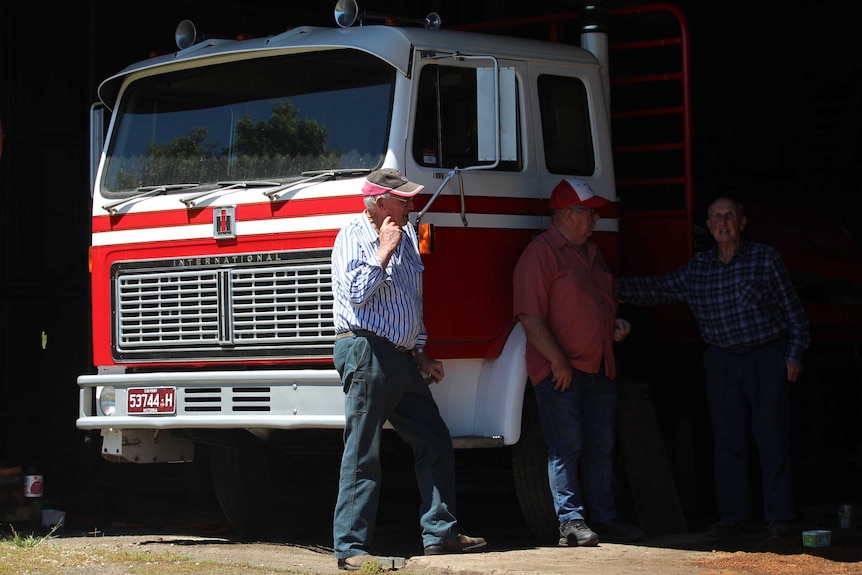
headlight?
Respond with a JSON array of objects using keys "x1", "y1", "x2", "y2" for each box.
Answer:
[{"x1": 99, "y1": 386, "x2": 116, "y2": 416}]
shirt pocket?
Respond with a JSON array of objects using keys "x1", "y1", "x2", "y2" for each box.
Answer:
[{"x1": 737, "y1": 279, "x2": 769, "y2": 309}]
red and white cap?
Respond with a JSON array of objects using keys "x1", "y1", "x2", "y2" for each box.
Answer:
[{"x1": 549, "y1": 179, "x2": 609, "y2": 210}]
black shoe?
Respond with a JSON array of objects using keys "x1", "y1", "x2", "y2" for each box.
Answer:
[
  {"x1": 424, "y1": 534, "x2": 487, "y2": 555},
  {"x1": 591, "y1": 519, "x2": 645, "y2": 543},
  {"x1": 559, "y1": 519, "x2": 599, "y2": 547},
  {"x1": 706, "y1": 521, "x2": 741, "y2": 538},
  {"x1": 767, "y1": 520, "x2": 796, "y2": 540}
]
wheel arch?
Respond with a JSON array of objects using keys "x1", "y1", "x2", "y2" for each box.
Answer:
[{"x1": 475, "y1": 321, "x2": 529, "y2": 445}]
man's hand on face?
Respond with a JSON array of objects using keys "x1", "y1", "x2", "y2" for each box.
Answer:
[{"x1": 379, "y1": 215, "x2": 403, "y2": 251}]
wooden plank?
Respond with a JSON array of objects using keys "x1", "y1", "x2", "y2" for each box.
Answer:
[{"x1": 0, "y1": 504, "x2": 33, "y2": 523}]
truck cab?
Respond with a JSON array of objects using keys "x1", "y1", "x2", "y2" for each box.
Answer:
[{"x1": 79, "y1": 2, "x2": 688, "y2": 540}]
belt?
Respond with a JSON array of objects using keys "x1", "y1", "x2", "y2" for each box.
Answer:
[
  {"x1": 335, "y1": 330, "x2": 410, "y2": 354},
  {"x1": 723, "y1": 336, "x2": 784, "y2": 355}
]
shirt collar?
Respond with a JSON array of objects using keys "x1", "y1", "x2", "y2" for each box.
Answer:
[
  {"x1": 357, "y1": 210, "x2": 380, "y2": 244},
  {"x1": 547, "y1": 223, "x2": 593, "y2": 256},
  {"x1": 710, "y1": 238, "x2": 748, "y2": 262}
]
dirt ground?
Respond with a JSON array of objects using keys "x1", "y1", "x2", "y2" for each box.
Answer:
[
  {"x1": 31, "y1": 531, "x2": 716, "y2": 575},
  {"x1": 10, "y1": 512, "x2": 862, "y2": 575},
  {"x1": 21, "y1": 526, "x2": 862, "y2": 575},
  {"x1": 4, "y1": 473, "x2": 861, "y2": 575}
]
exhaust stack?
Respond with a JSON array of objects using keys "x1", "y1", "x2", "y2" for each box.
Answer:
[{"x1": 579, "y1": 3, "x2": 611, "y2": 121}]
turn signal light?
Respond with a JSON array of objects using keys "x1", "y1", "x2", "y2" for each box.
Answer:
[{"x1": 418, "y1": 222, "x2": 435, "y2": 255}]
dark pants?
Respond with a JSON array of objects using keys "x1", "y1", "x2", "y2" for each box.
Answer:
[
  {"x1": 533, "y1": 368, "x2": 618, "y2": 524},
  {"x1": 703, "y1": 339, "x2": 795, "y2": 523},
  {"x1": 332, "y1": 332, "x2": 458, "y2": 559}
]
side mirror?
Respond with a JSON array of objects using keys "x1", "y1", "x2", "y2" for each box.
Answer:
[{"x1": 477, "y1": 67, "x2": 517, "y2": 163}]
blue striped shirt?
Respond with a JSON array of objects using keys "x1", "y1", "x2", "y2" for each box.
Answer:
[
  {"x1": 331, "y1": 212, "x2": 427, "y2": 349},
  {"x1": 617, "y1": 240, "x2": 810, "y2": 361}
]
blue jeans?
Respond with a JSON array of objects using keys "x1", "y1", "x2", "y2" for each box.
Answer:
[
  {"x1": 332, "y1": 333, "x2": 459, "y2": 559},
  {"x1": 703, "y1": 339, "x2": 795, "y2": 523},
  {"x1": 533, "y1": 368, "x2": 618, "y2": 525}
]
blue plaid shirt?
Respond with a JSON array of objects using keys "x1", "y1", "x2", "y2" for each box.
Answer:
[{"x1": 617, "y1": 240, "x2": 810, "y2": 362}]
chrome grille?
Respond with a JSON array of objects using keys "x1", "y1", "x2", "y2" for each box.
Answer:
[
  {"x1": 232, "y1": 263, "x2": 334, "y2": 343},
  {"x1": 112, "y1": 250, "x2": 334, "y2": 361},
  {"x1": 117, "y1": 270, "x2": 221, "y2": 346}
]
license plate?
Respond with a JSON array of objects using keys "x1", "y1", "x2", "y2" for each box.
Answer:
[{"x1": 127, "y1": 387, "x2": 176, "y2": 415}]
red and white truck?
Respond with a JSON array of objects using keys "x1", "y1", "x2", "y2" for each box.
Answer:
[{"x1": 78, "y1": 1, "x2": 696, "y2": 539}]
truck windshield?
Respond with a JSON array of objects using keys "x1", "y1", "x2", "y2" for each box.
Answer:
[{"x1": 101, "y1": 49, "x2": 395, "y2": 195}]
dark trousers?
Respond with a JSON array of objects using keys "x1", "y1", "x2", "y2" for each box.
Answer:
[
  {"x1": 332, "y1": 332, "x2": 458, "y2": 558},
  {"x1": 703, "y1": 338, "x2": 795, "y2": 523}
]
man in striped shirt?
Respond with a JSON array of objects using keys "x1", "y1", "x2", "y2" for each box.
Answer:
[
  {"x1": 617, "y1": 197, "x2": 810, "y2": 540},
  {"x1": 331, "y1": 169, "x2": 486, "y2": 571}
]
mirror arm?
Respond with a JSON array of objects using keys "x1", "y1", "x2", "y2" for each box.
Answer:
[
  {"x1": 458, "y1": 171, "x2": 467, "y2": 226},
  {"x1": 416, "y1": 168, "x2": 459, "y2": 225}
]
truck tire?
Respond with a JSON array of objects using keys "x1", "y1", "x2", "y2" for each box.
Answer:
[
  {"x1": 207, "y1": 435, "x2": 337, "y2": 540},
  {"x1": 511, "y1": 385, "x2": 558, "y2": 543},
  {"x1": 208, "y1": 439, "x2": 282, "y2": 540}
]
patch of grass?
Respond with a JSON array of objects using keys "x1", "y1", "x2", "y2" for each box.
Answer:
[
  {"x1": 0, "y1": 534, "x2": 329, "y2": 575},
  {"x1": 0, "y1": 525, "x2": 423, "y2": 574},
  {"x1": 359, "y1": 560, "x2": 385, "y2": 574},
  {"x1": 2, "y1": 521, "x2": 61, "y2": 547}
]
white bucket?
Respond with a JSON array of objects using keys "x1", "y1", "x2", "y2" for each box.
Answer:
[
  {"x1": 41, "y1": 509, "x2": 65, "y2": 528},
  {"x1": 23, "y1": 474, "x2": 44, "y2": 498}
]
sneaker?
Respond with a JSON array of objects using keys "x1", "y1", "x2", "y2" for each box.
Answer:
[
  {"x1": 337, "y1": 554, "x2": 405, "y2": 571},
  {"x1": 767, "y1": 520, "x2": 796, "y2": 540},
  {"x1": 424, "y1": 534, "x2": 487, "y2": 555},
  {"x1": 706, "y1": 521, "x2": 740, "y2": 538},
  {"x1": 559, "y1": 519, "x2": 599, "y2": 547},
  {"x1": 591, "y1": 519, "x2": 645, "y2": 543}
]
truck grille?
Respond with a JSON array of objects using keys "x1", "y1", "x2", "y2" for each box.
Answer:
[{"x1": 111, "y1": 249, "x2": 335, "y2": 361}]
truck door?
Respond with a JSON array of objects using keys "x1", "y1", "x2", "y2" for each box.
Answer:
[{"x1": 403, "y1": 57, "x2": 541, "y2": 359}]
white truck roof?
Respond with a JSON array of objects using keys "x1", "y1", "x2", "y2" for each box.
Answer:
[{"x1": 99, "y1": 24, "x2": 598, "y2": 108}]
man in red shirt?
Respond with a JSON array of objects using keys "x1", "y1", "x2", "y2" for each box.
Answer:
[{"x1": 513, "y1": 179, "x2": 643, "y2": 546}]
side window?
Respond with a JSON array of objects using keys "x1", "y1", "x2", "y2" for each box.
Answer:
[
  {"x1": 537, "y1": 75, "x2": 595, "y2": 175},
  {"x1": 413, "y1": 64, "x2": 520, "y2": 171}
]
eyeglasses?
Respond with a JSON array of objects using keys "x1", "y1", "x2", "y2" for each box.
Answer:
[
  {"x1": 386, "y1": 195, "x2": 410, "y2": 207},
  {"x1": 570, "y1": 206, "x2": 598, "y2": 218}
]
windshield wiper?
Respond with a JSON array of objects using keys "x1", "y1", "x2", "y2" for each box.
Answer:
[
  {"x1": 102, "y1": 183, "x2": 200, "y2": 215},
  {"x1": 264, "y1": 169, "x2": 373, "y2": 202},
  {"x1": 301, "y1": 168, "x2": 373, "y2": 178},
  {"x1": 180, "y1": 180, "x2": 281, "y2": 208}
]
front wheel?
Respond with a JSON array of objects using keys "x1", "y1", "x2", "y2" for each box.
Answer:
[
  {"x1": 207, "y1": 432, "x2": 338, "y2": 540},
  {"x1": 208, "y1": 439, "x2": 277, "y2": 540}
]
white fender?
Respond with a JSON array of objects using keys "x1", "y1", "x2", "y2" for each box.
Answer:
[{"x1": 431, "y1": 322, "x2": 528, "y2": 446}]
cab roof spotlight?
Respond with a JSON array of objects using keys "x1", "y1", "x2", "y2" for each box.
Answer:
[
  {"x1": 334, "y1": 0, "x2": 440, "y2": 30},
  {"x1": 175, "y1": 19, "x2": 200, "y2": 50}
]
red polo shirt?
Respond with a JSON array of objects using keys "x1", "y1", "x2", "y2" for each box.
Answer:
[{"x1": 513, "y1": 225, "x2": 618, "y2": 384}]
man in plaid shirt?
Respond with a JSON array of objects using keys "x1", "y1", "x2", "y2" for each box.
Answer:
[{"x1": 617, "y1": 197, "x2": 810, "y2": 541}]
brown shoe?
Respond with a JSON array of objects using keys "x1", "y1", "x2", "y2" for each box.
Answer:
[
  {"x1": 337, "y1": 554, "x2": 405, "y2": 571},
  {"x1": 424, "y1": 534, "x2": 487, "y2": 555}
]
